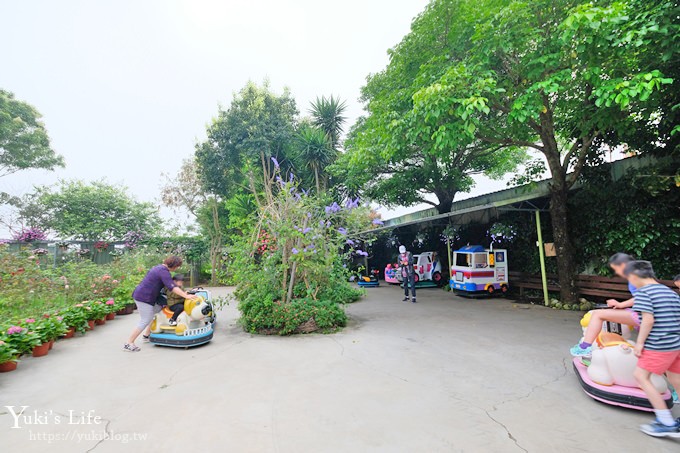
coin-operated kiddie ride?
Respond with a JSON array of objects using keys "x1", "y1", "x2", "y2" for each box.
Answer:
[
  {"x1": 149, "y1": 288, "x2": 215, "y2": 348},
  {"x1": 395, "y1": 252, "x2": 443, "y2": 288},
  {"x1": 449, "y1": 246, "x2": 508, "y2": 295},
  {"x1": 572, "y1": 310, "x2": 674, "y2": 411}
]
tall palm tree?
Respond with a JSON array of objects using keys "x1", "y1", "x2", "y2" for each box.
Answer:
[
  {"x1": 294, "y1": 124, "x2": 336, "y2": 193},
  {"x1": 309, "y1": 95, "x2": 347, "y2": 150}
]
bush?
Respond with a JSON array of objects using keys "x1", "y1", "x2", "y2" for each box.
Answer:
[
  {"x1": 232, "y1": 162, "x2": 374, "y2": 334},
  {"x1": 240, "y1": 296, "x2": 347, "y2": 335}
]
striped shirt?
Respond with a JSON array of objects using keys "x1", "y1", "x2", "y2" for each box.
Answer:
[{"x1": 633, "y1": 283, "x2": 680, "y2": 351}]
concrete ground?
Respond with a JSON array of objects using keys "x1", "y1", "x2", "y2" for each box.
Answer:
[{"x1": 1, "y1": 285, "x2": 678, "y2": 452}]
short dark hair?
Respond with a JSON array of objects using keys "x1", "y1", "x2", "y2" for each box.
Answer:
[
  {"x1": 624, "y1": 260, "x2": 656, "y2": 279},
  {"x1": 172, "y1": 273, "x2": 185, "y2": 281},
  {"x1": 608, "y1": 253, "x2": 634, "y2": 265},
  {"x1": 674, "y1": 274, "x2": 680, "y2": 282},
  {"x1": 163, "y1": 255, "x2": 183, "y2": 269}
]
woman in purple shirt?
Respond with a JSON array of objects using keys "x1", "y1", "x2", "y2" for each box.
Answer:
[{"x1": 123, "y1": 256, "x2": 197, "y2": 352}]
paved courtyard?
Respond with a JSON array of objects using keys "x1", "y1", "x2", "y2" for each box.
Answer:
[{"x1": 1, "y1": 285, "x2": 678, "y2": 452}]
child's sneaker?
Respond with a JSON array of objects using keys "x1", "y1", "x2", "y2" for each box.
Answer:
[
  {"x1": 569, "y1": 344, "x2": 592, "y2": 357},
  {"x1": 168, "y1": 319, "x2": 177, "y2": 326},
  {"x1": 402, "y1": 297, "x2": 409, "y2": 302},
  {"x1": 639, "y1": 420, "x2": 680, "y2": 438},
  {"x1": 142, "y1": 335, "x2": 150, "y2": 343},
  {"x1": 411, "y1": 298, "x2": 417, "y2": 303}
]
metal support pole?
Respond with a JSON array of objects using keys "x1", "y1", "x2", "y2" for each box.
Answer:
[
  {"x1": 535, "y1": 210, "x2": 549, "y2": 306},
  {"x1": 446, "y1": 237, "x2": 452, "y2": 280}
]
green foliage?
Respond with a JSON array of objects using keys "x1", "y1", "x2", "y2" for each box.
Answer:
[
  {"x1": 332, "y1": 0, "x2": 526, "y2": 213},
  {"x1": 232, "y1": 163, "x2": 373, "y2": 334},
  {"x1": 196, "y1": 80, "x2": 298, "y2": 198},
  {"x1": 570, "y1": 160, "x2": 680, "y2": 279},
  {"x1": 309, "y1": 95, "x2": 347, "y2": 151},
  {"x1": 0, "y1": 339, "x2": 19, "y2": 363},
  {"x1": 0, "y1": 245, "x2": 179, "y2": 334},
  {"x1": 292, "y1": 123, "x2": 336, "y2": 193},
  {"x1": 0, "y1": 326, "x2": 41, "y2": 355},
  {"x1": 0, "y1": 89, "x2": 64, "y2": 178},
  {"x1": 21, "y1": 180, "x2": 161, "y2": 241}
]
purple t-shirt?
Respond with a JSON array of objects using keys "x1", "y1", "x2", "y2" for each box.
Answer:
[{"x1": 132, "y1": 265, "x2": 176, "y2": 305}]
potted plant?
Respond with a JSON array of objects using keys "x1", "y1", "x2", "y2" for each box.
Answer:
[
  {"x1": 61, "y1": 305, "x2": 90, "y2": 334},
  {"x1": 22, "y1": 318, "x2": 50, "y2": 357},
  {"x1": 104, "y1": 299, "x2": 116, "y2": 320},
  {"x1": 4, "y1": 325, "x2": 41, "y2": 357},
  {"x1": 34, "y1": 315, "x2": 69, "y2": 349},
  {"x1": 87, "y1": 301, "x2": 108, "y2": 325},
  {"x1": 0, "y1": 340, "x2": 19, "y2": 373},
  {"x1": 114, "y1": 299, "x2": 134, "y2": 315}
]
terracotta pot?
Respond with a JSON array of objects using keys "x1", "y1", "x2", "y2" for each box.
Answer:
[
  {"x1": 115, "y1": 303, "x2": 135, "y2": 315},
  {"x1": 94, "y1": 318, "x2": 106, "y2": 326},
  {"x1": 105, "y1": 313, "x2": 115, "y2": 321},
  {"x1": 0, "y1": 361, "x2": 18, "y2": 372},
  {"x1": 63, "y1": 328, "x2": 75, "y2": 338},
  {"x1": 48, "y1": 340, "x2": 55, "y2": 350},
  {"x1": 32, "y1": 343, "x2": 50, "y2": 357},
  {"x1": 87, "y1": 320, "x2": 95, "y2": 330}
]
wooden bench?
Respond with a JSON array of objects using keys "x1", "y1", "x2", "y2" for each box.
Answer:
[{"x1": 509, "y1": 271, "x2": 679, "y2": 300}]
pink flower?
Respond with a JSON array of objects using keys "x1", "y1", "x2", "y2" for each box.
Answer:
[
  {"x1": 56, "y1": 316, "x2": 63, "y2": 321},
  {"x1": 7, "y1": 326, "x2": 23, "y2": 335},
  {"x1": 25, "y1": 318, "x2": 35, "y2": 323},
  {"x1": 105, "y1": 300, "x2": 114, "y2": 305}
]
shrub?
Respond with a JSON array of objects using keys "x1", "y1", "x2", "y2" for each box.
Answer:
[{"x1": 232, "y1": 161, "x2": 374, "y2": 334}]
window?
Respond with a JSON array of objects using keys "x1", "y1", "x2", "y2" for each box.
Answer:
[
  {"x1": 473, "y1": 253, "x2": 488, "y2": 268},
  {"x1": 455, "y1": 253, "x2": 471, "y2": 267}
]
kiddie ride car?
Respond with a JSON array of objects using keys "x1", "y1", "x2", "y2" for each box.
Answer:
[
  {"x1": 572, "y1": 309, "x2": 673, "y2": 411},
  {"x1": 357, "y1": 269, "x2": 380, "y2": 288},
  {"x1": 395, "y1": 251, "x2": 443, "y2": 288},
  {"x1": 449, "y1": 245, "x2": 508, "y2": 296},
  {"x1": 149, "y1": 288, "x2": 215, "y2": 348}
]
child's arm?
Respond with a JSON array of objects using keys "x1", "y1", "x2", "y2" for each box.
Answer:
[
  {"x1": 633, "y1": 312, "x2": 654, "y2": 357},
  {"x1": 616, "y1": 297, "x2": 634, "y2": 309}
]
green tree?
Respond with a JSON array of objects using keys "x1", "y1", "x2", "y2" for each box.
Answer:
[
  {"x1": 402, "y1": 0, "x2": 675, "y2": 303},
  {"x1": 292, "y1": 123, "x2": 336, "y2": 193},
  {"x1": 23, "y1": 180, "x2": 160, "y2": 241},
  {"x1": 195, "y1": 80, "x2": 298, "y2": 201},
  {"x1": 332, "y1": 0, "x2": 526, "y2": 214},
  {"x1": 0, "y1": 89, "x2": 64, "y2": 178},
  {"x1": 309, "y1": 95, "x2": 347, "y2": 151}
]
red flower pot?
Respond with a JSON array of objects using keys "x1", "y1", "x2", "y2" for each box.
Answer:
[
  {"x1": 94, "y1": 318, "x2": 106, "y2": 326},
  {"x1": 105, "y1": 313, "x2": 115, "y2": 321},
  {"x1": 0, "y1": 361, "x2": 18, "y2": 373},
  {"x1": 48, "y1": 340, "x2": 55, "y2": 350},
  {"x1": 32, "y1": 343, "x2": 50, "y2": 357},
  {"x1": 63, "y1": 328, "x2": 75, "y2": 338},
  {"x1": 87, "y1": 320, "x2": 95, "y2": 330}
]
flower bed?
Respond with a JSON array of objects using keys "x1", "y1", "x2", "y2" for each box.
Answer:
[{"x1": 0, "y1": 245, "x2": 178, "y2": 372}]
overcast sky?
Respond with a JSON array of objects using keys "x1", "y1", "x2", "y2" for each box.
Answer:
[{"x1": 1, "y1": 0, "x2": 516, "y2": 237}]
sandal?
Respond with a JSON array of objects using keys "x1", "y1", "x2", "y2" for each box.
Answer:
[{"x1": 123, "y1": 343, "x2": 141, "y2": 352}]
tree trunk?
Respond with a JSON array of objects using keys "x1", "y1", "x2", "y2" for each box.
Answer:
[
  {"x1": 548, "y1": 187, "x2": 579, "y2": 304},
  {"x1": 434, "y1": 192, "x2": 455, "y2": 214}
]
